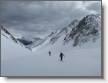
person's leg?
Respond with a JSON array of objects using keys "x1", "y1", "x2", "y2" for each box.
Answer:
[{"x1": 61, "y1": 57, "x2": 63, "y2": 61}]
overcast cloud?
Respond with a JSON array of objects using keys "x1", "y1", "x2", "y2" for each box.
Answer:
[{"x1": 0, "y1": 1, "x2": 101, "y2": 37}]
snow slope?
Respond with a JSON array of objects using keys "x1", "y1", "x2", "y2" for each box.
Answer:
[
  {"x1": 1, "y1": 14, "x2": 101, "y2": 76},
  {"x1": 1, "y1": 32, "x2": 101, "y2": 76}
]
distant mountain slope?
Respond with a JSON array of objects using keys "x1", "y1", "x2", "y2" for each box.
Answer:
[
  {"x1": 48, "y1": 14, "x2": 101, "y2": 47},
  {"x1": 65, "y1": 14, "x2": 101, "y2": 46},
  {"x1": 1, "y1": 25, "x2": 18, "y2": 43},
  {"x1": 1, "y1": 29, "x2": 31, "y2": 61},
  {"x1": 49, "y1": 19, "x2": 79, "y2": 44},
  {"x1": 1, "y1": 14, "x2": 101, "y2": 50}
]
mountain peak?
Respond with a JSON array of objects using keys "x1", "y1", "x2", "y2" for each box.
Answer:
[
  {"x1": 68, "y1": 19, "x2": 79, "y2": 27},
  {"x1": 65, "y1": 14, "x2": 101, "y2": 46},
  {"x1": 1, "y1": 14, "x2": 101, "y2": 50}
]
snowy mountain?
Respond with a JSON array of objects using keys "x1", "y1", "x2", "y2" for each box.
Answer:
[
  {"x1": 48, "y1": 14, "x2": 101, "y2": 47},
  {"x1": 49, "y1": 19, "x2": 79, "y2": 44},
  {"x1": 1, "y1": 26, "x2": 31, "y2": 61},
  {"x1": 1, "y1": 25, "x2": 18, "y2": 44},
  {"x1": 17, "y1": 36, "x2": 43, "y2": 50},
  {"x1": 64, "y1": 14, "x2": 101, "y2": 46},
  {"x1": 1, "y1": 14, "x2": 101, "y2": 76},
  {"x1": 1, "y1": 27, "x2": 101, "y2": 76},
  {"x1": 1, "y1": 14, "x2": 101, "y2": 51}
]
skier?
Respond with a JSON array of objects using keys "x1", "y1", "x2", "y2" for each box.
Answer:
[
  {"x1": 49, "y1": 51, "x2": 51, "y2": 56},
  {"x1": 59, "y1": 52, "x2": 64, "y2": 61}
]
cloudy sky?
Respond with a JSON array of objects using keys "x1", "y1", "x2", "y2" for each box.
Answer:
[{"x1": 0, "y1": 1, "x2": 101, "y2": 38}]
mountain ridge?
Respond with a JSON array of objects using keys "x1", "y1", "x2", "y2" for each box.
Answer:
[{"x1": 1, "y1": 14, "x2": 101, "y2": 51}]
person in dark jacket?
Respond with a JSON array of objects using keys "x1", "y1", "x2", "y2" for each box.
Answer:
[
  {"x1": 59, "y1": 52, "x2": 64, "y2": 61},
  {"x1": 49, "y1": 51, "x2": 51, "y2": 56}
]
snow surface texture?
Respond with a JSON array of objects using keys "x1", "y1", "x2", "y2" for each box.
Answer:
[{"x1": 1, "y1": 14, "x2": 101, "y2": 76}]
